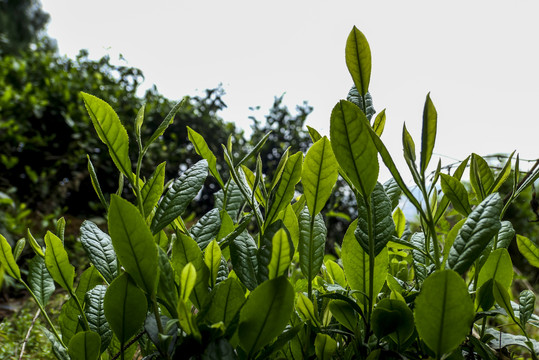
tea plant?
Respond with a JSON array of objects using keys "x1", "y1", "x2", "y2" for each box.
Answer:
[{"x1": 2, "y1": 26, "x2": 539, "y2": 359}]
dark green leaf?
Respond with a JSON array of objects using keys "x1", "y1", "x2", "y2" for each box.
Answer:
[
  {"x1": 345, "y1": 26, "x2": 371, "y2": 97},
  {"x1": 302, "y1": 137, "x2": 338, "y2": 216},
  {"x1": 420, "y1": 93, "x2": 437, "y2": 174},
  {"x1": 191, "y1": 208, "x2": 221, "y2": 251},
  {"x1": 496, "y1": 221, "x2": 515, "y2": 249},
  {"x1": 86, "y1": 285, "x2": 112, "y2": 353},
  {"x1": 519, "y1": 290, "x2": 536, "y2": 326},
  {"x1": 355, "y1": 182, "x2": 395, "y2": 256},
  {"x1": 108, "y1": 195, "x2": 158, "y2": 295},
  {"x1": 80, "y1": 220, "x2": 118, "y2": 284},
  {"x1": 328, "y1": 300, "x2": 358, "y2": 332},
  {"x1": 104, "y1": 273, "x2": 147, "y2": 344},
  {"x1": 237, "y1": 131, "x2": 271, "y2": 167},
  {"x1": 75, "y1": 266, "x2": 104, "y2": 303},
  {"x1": 42, "y1": 327, "x2": 69, "y2": 360},
  {"x1": 81, "y1": 92, "x2": 132, "y2": 181},
  {"x1": 346, "y1": 87, "x2": 375, "y2": 120},
  {"x1": 447, "y1": 193, "x2": 502, "y2": 274},
  {"x1": 489, "y1": 151, "x2": 515, "y2": 194},
  {"x1": 151, "y1": 159, "x2": 208, "y2": 234},
  {"x1": 204, "y1": 277, "x2": 245, "y2": 327},
  {"x1": 28, "y1": 256, "x2": 55, "y2": 306},
  {"x1": 230, "y1": 231, "x2": 259, "y2": 291},
  {"x1": 485, "y1": 328, "x2": 539, "y2": 354},
  {"x1": 157, "y1": 247, "x2": 179, "y2": 318},
  {"x1": 298, "y1": 207, "x2": 326, "y2": 282},
  {"x1": 215, "y1": 181, "x2": 244, "y2": 221},
  {"x1": 414, "y1": 270, "x2": 474, "y2": 358},
  {"x1": 384, "y1": 178, "x2": 402, "y2": 210},
  {"x1": 314, "y1": 333, "x2": 337, "y2": 360},
  {"x1": 59, "y1": 297, "x2": 82, "y2": 345},
  {"x1": 68, "y1": 330, "x2": 101, "y2": 360},
  {"x1": 238, "y1": 276, "x2": 295, "y2": 357},
  {"x1": 330, "y1": 100, "x2": 378, "y2": 197},
  {"x1": 372, "y1": 298, "x2": 414, "y2": 345},
  {"x1": 87, "y1": 155, "x2": 109, "y2": 210}
]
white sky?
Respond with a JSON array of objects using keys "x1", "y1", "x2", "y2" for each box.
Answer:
[{"x1": 41, "y1": 0, "x2": 539, "y2": 179}]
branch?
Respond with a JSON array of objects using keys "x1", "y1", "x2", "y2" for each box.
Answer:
[{"x1": 19, "y1": 308, "x2": 41, "y2": 360}]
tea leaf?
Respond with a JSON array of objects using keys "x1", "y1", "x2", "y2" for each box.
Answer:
[
  {"x1": 80, "y1": 220, "x2": 118, "y2": 284},
  {"x1": 238, "y1": 276, "x2": 295, "y2": 356},
  {"x1": 44, "y1": 231, "x2": 74, "y2": 292},
  {"x1": 42, "y1": 327, "x2": 69, "y2": 360},
  {"x1": 86, "y1": 155, "x2": 109, "y2": 210},
  {"x1": 0, "y1": 234, "x2": 20, "y2": 280},
  {"x1": 298, "y1": 207, "x2": 326, "y2": 282},
  {"x1": 296, "y1": 293, "x2": 320, "y2": 327},
  {"x1": 104, "y1": 273, "x2": 147, "y2": 344},
  {"x1": 59, "y1": 298, "x2": 82, "y2": 344},
  {"x1": 180, "y1": 263, "x2": 197, "y2": 303},
  {"x1": 279, "y1": 204, "x2": 299, "y2": 251},
  {"x1": 314, "y1": 333, "x2": 337, "y2": 360},
  {"x1": 470, "y1": 153, "x2": 494, "y2": 201},
  {"x1": 329, "y1": 300, "x2": 358, "y2": 332},
  {"x1": 81, "y1": 92, "x2": 132, "y2": 181},
  {"x1": 517, "y1": 235, "x2": 539, "y2": 268},
  {"x1": 156, "y1": 248, "x2": 178, "y2": 318},
  {"x1": 489, "y1": 151, "x2": 515, "y2": 194},
  {"x1": 230, "y1": 231, "x2": 259, "y2": 291},
  {"x1": 267, "y1": 228, "x2": 292, "y2": 279},
  {"x1": 28, "y1": 255, "x2": 55, "y2": 306},
  {"x1": 75, "y1": 265, "x2": 104, "y2": 302},
  {"x1": 151, "y1": 159, "x2": 208, "y2": 234},
  {"x1": 447, "y1": 193, "x2": 502, "y2": 274},
  {"x1": 204, "y1": 278, "x2": 245, "y2": 327},
  {"x1": 420, "y1": 93, "x2": 437, "y2": 174},
  {"x1": 85, "y1": 285, "x2": 112, "y2": 353},
  {"x1": 187, "y1": 126, "x2": 224, "y2": 188},
  {"x1": 144, "y1": 97, "x2": 187, "y2": 154},
  {"x1": 140, "y1": 161, "x2": 166, "y2": 217},
  {"x1": 477, "y1": 248, "x2": 513, "y2": 290},
  {"x1": 204, "y1": 240, "x2": 222, "y2": 287},
  {"x1": 191, "y1": 208, "x2": 221, "y2": 251},
  {"x1": 414, "y1": 270, "x2": 474, "y2": 358},
  {"x1": 330, "y1": 100, "x2": 378, "y2": 197},
  {"x1": 345, "y1": 26, "x2": 371, "y2": 97},
  {"x1": 496, "y1": 221, "x2": 515, "y2": 249},
  {"x1": 258, "y1": 220, "x2": 285, "y2": 283},
  {"x1": 440, "y1": 174, "x2": 472, "y2": 216},
  {"x1": 109, "y1": 195, "x2": 158, "y2": 295},
  {"x1": 265, "y1": 151, "x2": 303, "y2": 227},
  {"x1": 373, "y1": 109, "x2": 386, "y2": 136},
  {"x1": 493, "y1": 280, "x2": 515, "y2": 319},
  {"x1": 372, "y1": 298, "x2": 414, "y2": 345},
  {"x1": 68, "y1": 330, "x2": 101, "y2": 360},
  {"x1": 302, "y1": 137, "x2": 338, "y2": 216},
  {"x1": 325, "y1": 260, "x2": 346, "y2": 287},
  {"x1": 342, "y1": 219, "x2": 388, "y2": 309},
  {"x1": 519, "y1": 290, "x2": 536, "y2": 326},
  {"x1": 355, "y1": 182, "x2": 394, "y2": 256}
]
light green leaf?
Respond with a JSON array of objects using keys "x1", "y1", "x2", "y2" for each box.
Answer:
[
  {"x1": 144, "y1": 97, "x2": 187, "y2": 154},
  {"x1": 420, "y1": 93, "x2": 437, "y2": 174},
  {"x1": 191, "y1": 208, "x2": 221, "y2": 251},
  {"x1": 44, "y1": 231, "x2": 74, "y2": 291},
  {"x1": 75, "y1": 265, "x2": 104, "y2": 302},
  {"x1": 434, "y1": 156, "x2": 470, "y2": 224},
  {"x1": 440, "y1": 174, "x2": 472, "y2": 216},
  {"x1": 279, "y1": 204, "x2": 299, "y2": 251},
  {"x1": 108, "y1": 195, "x2": 158, "y2": 295},
  {"x1": 230, "y1": 231, "x2": 258, "y2": 291},
  {"x1": 298, "y1": 207, "x2": 326, "y2": 282},
  {"x1": 402, "y1": 123, "x2": 417, "y2": 164},
  {"x1": 171, "y1": 233, "x2": 210, "y2": 309},
  {"x1": 477, "y1": 248, "x2": 513, "y2": 290},
  {"x1": 296, "y1": 293, "x2": 320, "y2": 327},
  {"x1": 27, "y1": 229, "x2": 44, "y2": 258},
  {"x1": 266, "y1": 151, "x2": 303, "y2": 227},
  {"x1": 307, "y1": 125, "x2": 323, "y2": 143},
  {"x1": 442, "y1": 218, "x2": 466, "y2": 267},
  {"x1": 204, "y1": 278, "x2": 245, "y2": 327},
  {"x1": 329, "y1": 300, "x2": 358, "y2": 332},
  {"x1": 140, "y1": 162, "x2": 166, "y2": 218},
  {"x1": 151, "y1": 159, "x2": 208, "y2": 234},
  {"x1": 373, "y1": 109, "x2": 386, "y2": 136},
  {"x1": 68, "y1": 331, "x2": 101, "y2": 360},
  {"x1": 493, "y1": 280, "x2": 515, "y2": 319},
  {"x1": 85, "y1": 285, "x2": 112, "y2": 353},
  {"x1": 342, "y1": 219, "x2": 388, "y2": 309},
  {"x1": 355, "y1": 182, "x2": 394, "y2": 256},
  {"x1": 180, "y1": 263, "x2": 197, "y2": 303},
  {"x1": 204, "y1": 240, "x2": 222, "y2": 287},
  {"x1": 325, "y1": 260, "x2": 346, "y2": 288},
  {"x1": 517, "y1": 235, "x2": 539, "y2": 268},
  {"x1": 187, "y1": 126, "x2": 224, "y2": 188},
  {"x1": 447, "y1": 193, "x2": 502, "y2": 274},
  {"x1": 81, "y1": 92, "x2": 132, "y2": 181},
  {"x1": 238, "y1": 276, "x2": 295, "y2": 357},
  {"x1": 0, "y1": 234, "x2": 20, "y2": 280},
  {"x1": 330, "y1": 100, "x2": 378, "y2": 197},
  {"x1": 28, "y1": 256, "x2": 55, "y2": 306},
  {"x1": 393, "y1": 208, "x2": 405, "y2": 238},
  {"x1": 489, "y1": 151, "x2": 515, "y2": 194},
  {"x1": 241, "y1": 165, "x2": 266, "y2": 207},
  {"x1": 470, "y1": 153, "x2": 494, "y2": 201},
  {"x1": 80, "y1": 220, "x2": 118, "y2": 284},
  {"x1": 268, "y1": 228, "x2": 292, "y2": 279},
  {"x1": 414, "y1": 270, "x2": 474, "y2": 358},
  {"x1": 302, "y1": 137, "x2": 338, "y2": 216},
  {"x1": 257, "y1": 220, "x2": 286, "y2": 283},
  {"x1": 314, "y1": 333, "x2": 337, "y2": 360},
  {"x1": 104, "y1": 273, "x2": 148, "y2": 344},
  {"x1": 345, "y1": 26, "x2": 371, "y2": 97},
  {"x1": 86, "y1": 155, "x2": 109, "y2": 210}
]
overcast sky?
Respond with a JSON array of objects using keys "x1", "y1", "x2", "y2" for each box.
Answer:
[{"x1": 40, "y1": 0, "x2": 539, "y2": 179}]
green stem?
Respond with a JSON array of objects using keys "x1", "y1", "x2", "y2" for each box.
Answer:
[
  {"x1": 152, "y1": 295, "x2": 164, "y2": 334},
  {"x1": 70, "y1": 290, "x2": 90, "y2": 331},
  {"x1": 419, "y1": 182, "x2": 441, "y2": 269},
  {"x1": 307, "y1": 214, "x2": 315, "y2": 301},
  {"x1": 364, "y1": 195, "x2": 375, "y2": 343},
  {"x1": 21, "y1": 280, "x2": 67, "y2": 349}
]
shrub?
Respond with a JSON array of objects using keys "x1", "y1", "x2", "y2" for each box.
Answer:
[{"x1": 2, "y1": 26, "x2": 539, "y2": 360}]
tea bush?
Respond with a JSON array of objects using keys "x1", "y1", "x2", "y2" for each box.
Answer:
[{"x1": 2, "y1": 26, "x2": 539, "y2": 360}]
